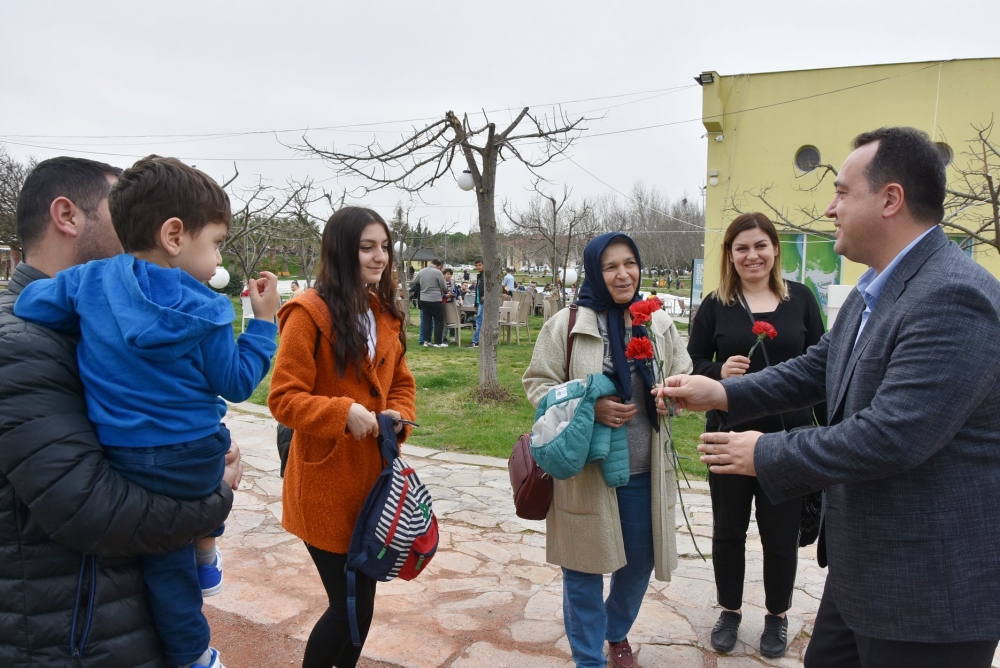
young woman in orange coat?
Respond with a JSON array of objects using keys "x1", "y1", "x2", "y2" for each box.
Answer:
[{"x1": 268, "y1": 206, "x2": 417, "y2": 668}]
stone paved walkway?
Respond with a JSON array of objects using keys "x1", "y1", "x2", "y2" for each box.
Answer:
[{"x1": 213, "y1": 404, "x2": 1000, "y2": 668}]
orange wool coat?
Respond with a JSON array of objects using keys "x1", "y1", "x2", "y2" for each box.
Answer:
[{"x1": 268, "y1": 289, "x2": 417, "y2": 553}]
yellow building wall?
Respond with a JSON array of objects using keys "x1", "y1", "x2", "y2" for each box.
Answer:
[{"x1": 700, "y1": 58, "x2": 1000, "y2": 297}]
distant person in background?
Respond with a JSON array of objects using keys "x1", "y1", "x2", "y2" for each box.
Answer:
[
  {"x1": 443, "y1": 268, "x2": 459, "y2": 303},
  {"x1": 469, "y1": 258, "x2": 485, "y2": 348},
  {"x1": 503, "y1": 268, "x2": 516, "y2": 297},
  {"x1": 463, "y1": 267, "x2": 470, "y2": 282},
  {"x1": 290, "y1": 280, "x2": 304, "y2": 299},
  {"x1": 415, "y1": 258, "x2": 447, "y2": 347}
]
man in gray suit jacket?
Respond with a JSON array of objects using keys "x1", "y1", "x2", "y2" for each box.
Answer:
[{"x1": 660, "y1": 127, "x2": 1000, "y2": 667}]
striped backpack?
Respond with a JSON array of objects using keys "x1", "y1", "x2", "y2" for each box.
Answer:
[{"x1": 346, "y1": 414, "x2": 439, "y2": 646}]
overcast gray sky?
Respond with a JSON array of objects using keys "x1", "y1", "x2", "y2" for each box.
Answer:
[{"x1": 2, "y1": 1, "x2": 997, "y2": 232}]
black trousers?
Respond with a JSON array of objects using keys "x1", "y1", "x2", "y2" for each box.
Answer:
[
  {"x1": 709, "y1": 472, "x2": 801, "y2": 614},
  {"x1": 804, "y1": 580, "x2": 998, "y2": 668},
  {"x1": 419, "y1": 299, "x2": 444, "y2": 344},
  {"x1": 303, "y1": 544, "x2": 377, "y2": 668}
]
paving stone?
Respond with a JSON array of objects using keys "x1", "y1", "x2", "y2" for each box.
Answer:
[
  {"x1": 430, "y1": 452, "x2": 508, "y2": 468},
  {"x1": 433, "y1": 576, "x2": 501, "y2": 593},
  {"x1": 448, "y1": 510, "x2": 502, "y2": 528},
  {"x1": 629, "y1": 599, "x2": 699, "y2": 644},
  {"x1": 363, "y1": 623, "x2": 458, "y2": 668},
  {"x1": 400, "y1": 443, "x2": 441, "y2": 458},
  {"x1": 517, "y1": 544, "x2": 547, "y2": 564},
  {"x1": 430, "y1": 550, "x2": 481, "y2": 574},
  {"x1": 439, "y1": 591, "x2": 514, "y2": 611},
  {"x1": 450, "y1": 641, "x2": 573, "y2": 668},
  {"x1": 719, "y1": 657, "x2": 768, "y2": 668},
  {"x1": 523, "y1": 589, "x2": 563, "y2": 621},
  {"x1": 509, "y1": 619, "x2": 565, "y2": 643},
  {"x1": 636, "y1": 644, "x2": 704, "y2": 668},
  {"x1": 455, "y1": 540, "x2": 513, "y2": 564},
  {"x1": 507, "y1": 563, "x2": 558, "y2": 585}
]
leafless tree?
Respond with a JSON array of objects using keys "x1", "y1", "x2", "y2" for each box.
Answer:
[
  {"x1": 503, "y1": 180, "x2": 593, "y2": 306},
  {"x1": 0, "y1": 147, "x2": 31, "y2": 271},
  {"x1": 297, "y1": 107, "x2": 587, "y2": 399},
  {"x1": 591, "y1": 183, "x2": 705, "y2": 273},
  {"x1": 942, "y1": 120, "x2": 1000, "y2": 253},
  {"x1": 277, "y1": 179, "x2": 341, "y2": 288},
  {"x1": 223, "y1": 177, "x2": 306, "y2": 286}
]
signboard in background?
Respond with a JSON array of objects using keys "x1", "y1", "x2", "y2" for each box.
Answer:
[{"x1": 689, "y1": 258, "x2": 704, "y2": 328}]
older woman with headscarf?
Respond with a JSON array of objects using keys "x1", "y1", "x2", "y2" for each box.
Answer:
[{"x1": 523, "y1": 233, "x2": 692, "y2": 668}]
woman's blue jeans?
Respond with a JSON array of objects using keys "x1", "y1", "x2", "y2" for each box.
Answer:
[{"x1": 561, "y1": 472, "x2": 654, "y2": 668}]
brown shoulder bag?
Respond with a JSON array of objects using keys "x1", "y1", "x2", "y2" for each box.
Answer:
[{"x1": 508, "y1": 305, "x2": 577, "y2": 520}]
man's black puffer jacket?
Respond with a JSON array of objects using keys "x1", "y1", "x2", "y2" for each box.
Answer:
[{"x1": 0, "y1": 264, "x2": 235, "y2": 668}]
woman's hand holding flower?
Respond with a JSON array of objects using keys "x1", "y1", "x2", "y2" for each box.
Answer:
[{"x1": 720, "y1": 355, "x2": 751, "y2": 379}]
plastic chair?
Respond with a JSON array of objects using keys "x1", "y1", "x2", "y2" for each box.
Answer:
[
  {"x1": 498, "y1": 303, "x2": 517, "y2": 344},
  {"x1": 442, "y1": 301, "x2": 472, "y2": 346},
  {"x1": 532, "y1": 291, "x2": 544, "y2": 316},
  {"x1": 514, "y1": 297, "x2": 531, "y2": 343}
]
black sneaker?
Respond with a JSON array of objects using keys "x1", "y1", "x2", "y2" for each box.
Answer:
[
  {"x1": 760, "y1": 614, "x2": 788, "y2": 658},
  {"x1": 710, "y1": 610, "x2": 741, "y2": 653},
  {"x1": 466, "y1": 342, "x2": 478, "y2": 348}
]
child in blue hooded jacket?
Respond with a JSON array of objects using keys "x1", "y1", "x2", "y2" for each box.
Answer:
[{"x1": 14, "y1": 155, "x2": 279, "y2": 668}]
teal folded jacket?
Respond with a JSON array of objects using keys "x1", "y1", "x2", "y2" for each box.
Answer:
[{"x1": 530, "y1": 373, "x2": 630, "y2": 488}]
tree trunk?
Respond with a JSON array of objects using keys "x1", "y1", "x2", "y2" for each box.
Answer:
[{"x1": 476, "y1": 150, "x2": 504, "y2": 397}]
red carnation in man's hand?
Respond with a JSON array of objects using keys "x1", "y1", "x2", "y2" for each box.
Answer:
[{"x1": 625, "y1": 336, "x2": 655, "y2": 360}]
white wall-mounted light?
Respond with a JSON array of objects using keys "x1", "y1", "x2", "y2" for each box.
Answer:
[
  {"x1": 714, "y1": 135, "x2": 724, "y2": 143},
  {"x1": 209, "y1": 266, "x2": 230, "y2": 289},
  {"x1": 709, "y1": 177, "x2": 720, "y2": 187},
  {"x1": 457, "y1": 169, "x2": 475, "y2": 191}
]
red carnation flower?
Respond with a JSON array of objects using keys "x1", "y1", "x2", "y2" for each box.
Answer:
[
  {"x1": 625, "y1": 336, "x2": 655, "y2": 360},
  {"x1": 748, "y1": 321, "x2": 778, "y2": 360},
  {"x1": 629, "y1": 298, "x2": 663, "y2": 326},
  {"x1": 751, "y1": 321, "x2": 778, "y2": 339}
]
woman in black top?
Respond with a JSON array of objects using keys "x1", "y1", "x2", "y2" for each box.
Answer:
[{"x1": 688, "y1": 212, "x2": 825, "y2": 659}]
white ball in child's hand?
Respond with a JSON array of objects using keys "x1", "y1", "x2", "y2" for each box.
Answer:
[{"x1": 209, "y1": 266, "x2": 230, "y2": 289}]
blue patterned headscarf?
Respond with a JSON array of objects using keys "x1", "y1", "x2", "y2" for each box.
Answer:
[{"x1": 574, "y1": 233, "x2": 658, "y2": 429}]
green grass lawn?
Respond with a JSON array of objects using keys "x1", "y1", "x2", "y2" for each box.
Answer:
[{"x1": 236, "y1": 299, "x2": 708, "y2": 479}]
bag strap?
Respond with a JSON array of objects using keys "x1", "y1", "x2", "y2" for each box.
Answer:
[
  {"x1": 737, "y1": 291, "x2": 785, "y2": 431},
  {"x1": 376, "y1": 413, "x2": 400, "y2": 463},
  {"x1": 565, "y1": 304, "x2": 578, "y2": 383}
]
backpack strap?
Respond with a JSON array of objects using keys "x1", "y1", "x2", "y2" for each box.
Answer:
[
  {"x1": 565, "y1": 304, "x2": 578, "y2": 383},
  {"x1": 347, "y1": 412, "x2": 403, "y2": 647},
  {"x1": 346, "y1": 569, "x2": 361, "y2": 645},
  {"x1": 377, "y1": 413, "x2": 400, "y2": 463}
]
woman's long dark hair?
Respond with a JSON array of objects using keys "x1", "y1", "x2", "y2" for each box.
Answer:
[{"x1": 313, "y1": 206, "x2": 406, "y2": 376}]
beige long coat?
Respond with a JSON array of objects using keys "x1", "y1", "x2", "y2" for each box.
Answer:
[{"x1": 522, "y1": 305, "x2": 692, "y2": 579}]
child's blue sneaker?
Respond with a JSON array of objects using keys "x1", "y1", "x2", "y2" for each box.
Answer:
[
  {"x1": 198, "y1": 550, "x2": 223, "y2": 597},
  {"x1": 190, "y1": 647, "x2": 225, "y2": 668}
]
